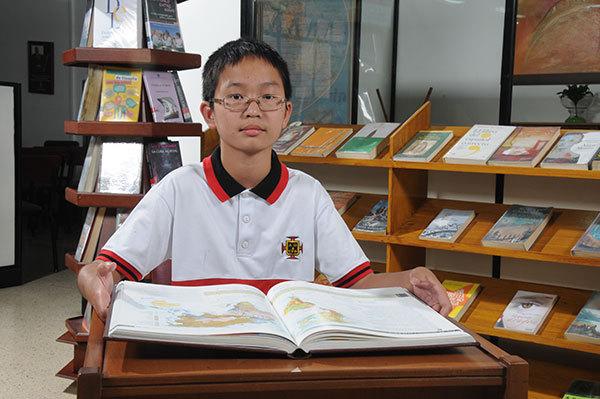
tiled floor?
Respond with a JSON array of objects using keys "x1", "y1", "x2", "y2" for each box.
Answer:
[{"x1": 0, "y1": 270, "x2": 81, "y2": 399}]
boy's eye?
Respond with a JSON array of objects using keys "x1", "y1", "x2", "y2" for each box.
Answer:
[
  {"x1": 226, "y1": 94, "x2": 245, "y2": 101},
  {"x1": 262, "y1": 94, "x2": 275, "y2": 100}
]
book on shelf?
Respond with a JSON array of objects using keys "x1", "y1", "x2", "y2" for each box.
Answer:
[
  {"x1": 393, "y1": 131, "x2": 454, "y2": 162},
  {"x1": 143, "y1": 0, "x2": 185, "y2": 52},
  {"x1": 442, "y1": 124, "x2": 515, "y2": 165},
  {"x1": 146, "y1": 140, "x2": 183, "y2": 185},
  {"x1": 171, "y1": 72, "x2": 192, "y2": 123},
  {"x1": 98, "y1": 68, "x2": 143, "y2": 122},
  {"x1": 82, "y1": 207, "x2": 107, "y2": 264},
  {"x1": 273, "y1": 125, "x2": 315, "y2": 155},
  {"x1": 105, "y1": 280, "x2": 477, "y2": 357},
  {"x1": 419, "y1": 209, "x2": 475, "y2": 243},
  {"x1": 77, "y1": 136, "x2": 102, "y2": 193},
  {"x1": 494, "y1": 290, "x2": 558, "y2": 335},
  {"x1": 540, "y1": 132, "x2": 600, "y2": 170},
  {"x1": 327, "y1": 191, "x2": 359, "y2": 215},
  {"x1": 481, "y1": 205, "x2": 553, "y2": 251},
  {"x1": 79, "y1": 0, "x2": 94, "y2": 47},
  {"x1": 93, "y1": 0, "x2": 143, "y2": 48},
  {"x1": 97, "y1": 140, "x2": 144, "y2": 194},
  {"x1": 77, "y1": 66, "x2": 103, "y2": 122},
  {"x1": 290, "y1": 127, "x2": 354, "y2": 158},
  {"x1": 562, "y1": 379, "x2": 600, "y2": 399},
  {"x1": 142, "y1": 71, "x2": 183, "y2": 122},
  {"x1": 487, "y1": 126, "x2": 561, "y2": 167},
  {"x1": 442, "y1": 280, "x2": 482, "y2": 321},
  {"x1": 335, "y1": 122, "x2": 400, "y2": 160},
  {"x1": 564, "y1": 291, "x2": 600, "y2": 345},
  {"x1": 592, "y1": 151, "x2": 600, "y2": 170},
  {"x1": 353, "y1": 199, "x2": 388, "y2": 234},
  {"x1": 571, "y1": 213, "x2": 600, "y2": 258},
  {"x1": 75, "y1": 207, "x2": 98, "y2": 262}
]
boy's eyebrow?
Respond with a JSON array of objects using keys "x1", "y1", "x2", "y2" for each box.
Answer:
[{"x1": 223, "y1": 81, "x2": 281, "y2": 89}]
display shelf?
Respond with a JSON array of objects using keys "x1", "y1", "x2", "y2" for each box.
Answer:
[
  {"x1": 393, "y1": 126, "x2": 600, "y2": 180},
  {"x1": 62, "y1": 48, "x2": 201, "y2": 70},
  {"x1": 64, "y1": 120, "x2": 203, "y2": 137},
  {"x1": 55, "y1": 359, "x2": 77, "y2": 381},
  {"x1": 340, "y1": 193, "x2": 389, "y2": 243},
  {"x1": 391, "y1": 198, "x2": 600, "y2": 268},
  {"x1": 432, "y1": 270, "x2": 599, "y2": 355},
  {"x1": 56, "y1": 331, "x2": 76, "y2": 345},
  {"x1": 65, "y1": 187, "x2": 143, "y2": 209}
]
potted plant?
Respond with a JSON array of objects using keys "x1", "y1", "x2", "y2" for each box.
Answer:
[{"x1": 557, "y1": 84, "x2": 594, "y2": 123}]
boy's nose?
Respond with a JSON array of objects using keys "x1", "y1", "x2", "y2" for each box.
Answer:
[{"x1": 243, "y1": 99, "x2": 262, "y2": 116}]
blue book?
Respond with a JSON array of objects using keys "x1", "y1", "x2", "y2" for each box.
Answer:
[
  {"x1": 353, "y1": 200, "x2": 388, "y2": 234},
  {"x1": 481, "y1": 205, "x2": 553, "y2": 251},
  {"x1": 564, "y1": 291, "x2": 600, "y2": 345},
  {"x1": 572, "y1": 213, "x2": 600, "y2": 258},
  {"x1": 419, "y1": 209, "x2": 475, "y2": 243}
]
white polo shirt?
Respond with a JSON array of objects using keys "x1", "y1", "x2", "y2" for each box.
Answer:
[{"x1": 96, "y1": 148, "x2": 372, "y2": 293}]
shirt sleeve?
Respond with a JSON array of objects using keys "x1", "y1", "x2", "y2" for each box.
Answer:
[
  {"x1": 95, "y1": 182, "x2": 174, "y2": 281},
  {"x1": 313, "y1": 184, "x2": 372, "y2": 287}
]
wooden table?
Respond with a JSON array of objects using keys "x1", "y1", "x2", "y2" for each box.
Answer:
[{"x1": 77, "y1": 313, "x2": 528, "y2": 399}]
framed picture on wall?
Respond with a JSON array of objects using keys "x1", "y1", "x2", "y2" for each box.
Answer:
[
  {"x1": 27, "y1": 41, "x2": 54, "y2": 95},
  {"x1": 513, "y1": 0, "x2": 600, "y2": 84},
  {"x1": 248, "y1": 0, "x2": 358, "y2": 124}
]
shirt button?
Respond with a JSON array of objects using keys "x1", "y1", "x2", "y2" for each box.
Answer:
[
  {"x1": 241, "y1": 241, "x2": 249, "y2": 249},
  {"x1": 242, "y1": 215, "x2": 251, "y2": 223}
]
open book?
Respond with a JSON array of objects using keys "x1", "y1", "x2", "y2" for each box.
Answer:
[{"x1": 106, "y1": 281, "x2": 476, "y2": 357}]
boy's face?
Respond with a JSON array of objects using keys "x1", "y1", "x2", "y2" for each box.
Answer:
[{"x1": 201, "y1": 56, "x2": 292, "y2": 157}]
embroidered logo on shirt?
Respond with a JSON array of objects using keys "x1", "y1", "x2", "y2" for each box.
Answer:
[{"x1": 281, "y1": 236, "x2": 303, "y2": 260}]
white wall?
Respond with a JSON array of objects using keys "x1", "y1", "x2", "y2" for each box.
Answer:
[
  {"x1": 0, "y1": 86, "x2": 16, "y2": 267},
  {"x1": 0, "y1": 0, "x2": 77, "y2": 148},
  {"x1": 174, "y1": 1, "x2": 241, "y2": 165}
]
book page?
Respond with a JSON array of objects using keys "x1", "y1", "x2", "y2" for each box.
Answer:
[
  {"x1": 109, "y1": 281, "x2": 294, "y2": 342},
  {"x1": 267, "y1": 281, "x2": 466, "y2": 344}
]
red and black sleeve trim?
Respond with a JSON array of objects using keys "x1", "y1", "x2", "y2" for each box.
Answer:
[
  {"x1": 332, "y1": 262, "x2": 373, "y2": 288},
  {"x1": 96, "y1": 249, "x2": 143, "y2": 282}
]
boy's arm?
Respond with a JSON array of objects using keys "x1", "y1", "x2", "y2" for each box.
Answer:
[
  {"x1": 77, "y1": 260, "x2": 124, "y2": 321},
  {"x1": 351, "y1": 267, "x2": 452, "y2": 316}
]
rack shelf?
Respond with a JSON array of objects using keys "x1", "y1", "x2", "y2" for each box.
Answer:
[
  {"x1": 65, "y1": 187, "x2": 143, "y2": 209},
  {"x1": 64, "y1": 120, "x2": 203, "y2": 137},
  {"x1": 433, "y1": 270, "x2": 599, "y2": 355},
  {"x1": 341, "y1": 193, "x2": 389, "y2": 243},
  {"x1": 62, "y1": 48, "x2": 201, "y2": 70}
]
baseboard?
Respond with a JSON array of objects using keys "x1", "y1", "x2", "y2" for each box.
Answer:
[{"x1": 0, "y1": 265, "x2": 22, "y2": 288}]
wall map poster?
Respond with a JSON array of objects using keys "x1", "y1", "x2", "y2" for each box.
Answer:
[
  {"x1": 514, "y1": 0, "x2": 600, "y2": 78},
  {"x1": 256, "y1": 0, "x2": 355, "y2": 123}
]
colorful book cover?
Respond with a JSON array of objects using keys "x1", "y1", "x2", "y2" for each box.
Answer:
[
  {"x1": 145, "y1": 141, "x2": 183, "y2": 185},
  {"x1": 488, "y1": 126, "x2": 561, "y2": 166},
  {"x1": 97, "y1": 140, "x2": 144, "y2": 194},
  {"x1": 541, "y1": 132, "x2": 600, "y2": 169},
  {"x1": 393, "y1": 131, "x2": 453, "y2": 162},
  {"x1": 494, "y1": 290, "x2": 558, "y2": 334},
  {"x1": 142, "y1": 71, "x2": 183, "y2": 122},
  {"x1": 143, "y1": 0, "x2": 185, "y2": 52},
  {"x1": 99, "y1": 68, "x2": 142, "y2": 122},
  {"x1": 562, "y1": 380, "x2": 600, "y2": 399},
  {"x1": 273, "y1": 125, "x2": 315, "y2": 155},
  {"x1": 442, "y1": 280, "x2": 482, "y2": 321},
  {"x1": 335, "y1": 123, "x2": 399, "y2": 159},
  {"x1": 93, "y1": 0, "x2": 142, "y2": 48},
  {"x1": 572, "y1": 213, "x2": 600, "y2": 258},
  {"x1": 419, "y1": 209, "x2": 475, "y2": 242},
  {"x1": 171, "y1": 72, "x2": 192, "y2": 122},
  {"x1": 482, "y1": 205, "x2": 552, "y2": 250},
  {"x1": 564, "y1": 291, "x2": 600, "y2": 344},
  {"x1": 290, "y1": 127, "x2": 354, "y2": 157},
  {"x1": 328, "y1": 191, "x2": 359, "y2": 215},
  {"x1": 353, "y1": 199, "x2": 388, "y2": 234},
  {"x1": 443, "y1": 125, "x2": 515, "y2": 164}
]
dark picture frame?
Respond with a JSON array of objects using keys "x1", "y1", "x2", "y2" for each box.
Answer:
[{"x1": 27, "y1": 41, "x2": 54, "y2": 95}]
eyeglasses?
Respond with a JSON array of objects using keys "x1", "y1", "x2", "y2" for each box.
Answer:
[{"x1": 212, "y1": 94, "x2": 287, "y2": 112}]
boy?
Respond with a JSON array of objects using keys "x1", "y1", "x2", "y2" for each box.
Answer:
[{"x1": 77, "y1": 38, "x2": 451, "y2": 320}]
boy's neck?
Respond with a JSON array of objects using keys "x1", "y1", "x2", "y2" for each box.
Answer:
[{"x1": 219, "y1": 145, "x2": 272, "y2": 189}]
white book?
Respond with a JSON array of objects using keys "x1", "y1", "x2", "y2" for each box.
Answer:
[
  {"x1": 106, "y1": 280, "x2": 476, "y2": 357},
  {"x1": 93, "y1": 0, "x2": 143, "y2": 48},
  {"x1": 97, "y1": 140, "x2": 144, "y2": 194},
  {"x1": 78, "y1": 137, "x2": 102, "y2": 193},
  {"x1": 419, "y1": 209, "x2": 475, "y2": 243},
  {"x1": 540, "y1": 132, "x2": 600, "y2": 170},
  {"x1": 75, "y1": 207, "x2": 98, "y2": 262},
  {"x1": 442, "y1": 125, "x2": 515, "y2": 165},
  {"x1": 494, "y1": 290, "x2": 557, "y2": 335}
]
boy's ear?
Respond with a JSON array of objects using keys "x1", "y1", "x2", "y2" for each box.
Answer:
[
  {"x1": 200, "y1": 101, "x2": 217, "y2": 129},
  {"x1": 282, "y1": 100, "x2": 293, "y2": 129}
]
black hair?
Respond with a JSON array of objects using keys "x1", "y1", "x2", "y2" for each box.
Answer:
[{"x1": 202, "y1": 38, "x2": 292, "y2": 103}]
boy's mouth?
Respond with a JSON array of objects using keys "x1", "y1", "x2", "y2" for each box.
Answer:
[{"x1": 240, "y1": 125, "x2": 265, "y2": 137}]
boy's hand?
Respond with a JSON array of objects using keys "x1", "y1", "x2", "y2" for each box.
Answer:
[
  {"x1": 77, "y1": 260, "x2": 121, "y2": 321},
  {"x1": 408, "y1": 267, "x2": 452, "y2": 316}
]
